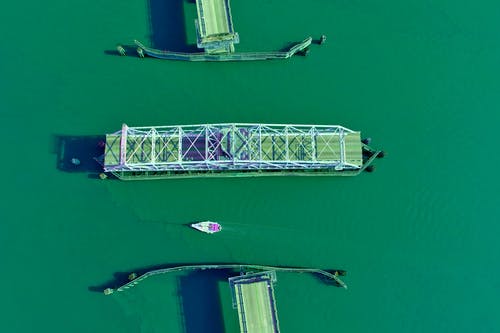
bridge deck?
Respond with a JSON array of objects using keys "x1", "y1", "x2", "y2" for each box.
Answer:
[
  {"x1": 195, "y1": 0, "x2": 238, "y2": 52},
  {"x1": 196, "y1": 0, "x2": 232, "y2": 37},
  {"x1": 230, "y1": 272, "x2": 280, "y2": 333}
]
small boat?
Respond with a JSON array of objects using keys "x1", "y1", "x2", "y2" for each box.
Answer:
[{"x1": 190, "y1": 221, "x2": 222, "y2": 234}]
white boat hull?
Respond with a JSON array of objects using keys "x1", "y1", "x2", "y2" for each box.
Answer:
[{"x1": 190, "y1": 221, "x2": 222, "y2": 234}]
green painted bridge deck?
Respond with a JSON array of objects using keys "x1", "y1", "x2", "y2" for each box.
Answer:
[
  {"x1": 196, "y1": 0, "x2": 234, "y2": 37},
  {"x1": 195, "y1": 0, "x2": 238, "y2": 53},
  {"x1": 229, "y1": 272, "x2": 280, "y2": 333}
]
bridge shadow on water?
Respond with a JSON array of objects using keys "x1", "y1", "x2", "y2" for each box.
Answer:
[
  {"x1": 89, "y1": 263, "x2": 233, "y2": 333},
  {"x1": 106, "y1": 0, "x2": 197, "y2": 56},
  {"x1": 148, "y1": 0, "x2": 198, "y2": 52},
  {"x1": 52, "y1": 135, "x2": 106, "y2": 178},
  {"x1": 177, "y1": 269, "x2": 231, "y2": 333}
]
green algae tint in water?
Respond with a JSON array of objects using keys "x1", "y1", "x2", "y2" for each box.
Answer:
[{"x1": 1, "y1": 0, "x2": 500, "y2": 332}]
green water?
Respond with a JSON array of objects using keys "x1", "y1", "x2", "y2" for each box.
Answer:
[{"x1": 1, "y1": 0, "x2": 499, "y2": 332}]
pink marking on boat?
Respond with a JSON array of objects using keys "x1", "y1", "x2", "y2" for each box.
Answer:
[{"x1": 209, "y1": 223, "x2": 220, "y2": 231}]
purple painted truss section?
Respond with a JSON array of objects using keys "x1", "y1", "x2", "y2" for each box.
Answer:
[
  {"x1": 181, "y1": 134, "x2": 207, "y2": 161},
  {"x1": 181, "y1": 131, "x2": 228, "y2": 161}
]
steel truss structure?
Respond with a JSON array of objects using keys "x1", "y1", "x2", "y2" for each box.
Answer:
[{"x1": 103, "y1": 123, "x2": 364, "y2": 173}]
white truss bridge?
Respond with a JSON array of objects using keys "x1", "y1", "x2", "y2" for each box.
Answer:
[{"x1": 103, "y1": 123, "x2": 364, "y2": 174}]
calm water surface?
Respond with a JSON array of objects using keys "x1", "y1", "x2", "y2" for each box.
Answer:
[{"x1": 1, "y1": 0, "x2": 499, "y2": 332}]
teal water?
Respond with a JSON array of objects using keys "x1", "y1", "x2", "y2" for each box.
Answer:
[{"x1": 1, "y1": 0, "x2": 499, "y2": 332}]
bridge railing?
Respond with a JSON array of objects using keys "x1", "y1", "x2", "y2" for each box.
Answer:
[
  {"x1": 108, "y1": 264, "x2": 347, "y2": 293},
  {"x1": 134, "y1": 38, "x2": 312, "y2": 61}
]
